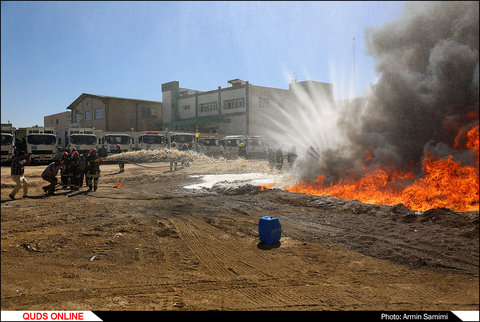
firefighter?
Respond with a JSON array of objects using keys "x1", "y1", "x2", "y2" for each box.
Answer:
[
  {"x1": 115, "y1": 144, "x2": 125, "y2": 173},
  {"x1": 181, "y1": 143, "x2": 191, "y2": 168},
  {"x1": 69, "y1": 150, "x2": 81, "y2": 191},
  {"x1": 85, "y1": 148, "x2": 101, "y2": 192},
  {"x1": 170, "y1": 142, "x2": 178, "y2": 171},
  {"x1": 275, "y1": 147, "x2": 284, "y2": 171},
  {"x1": 287, "y1": 146, "x2": 297, "y2": 170},
  {"x1": 307, "y1": 145, "x2": 320, "y2": 162},
  {"x1": 79, "y1": 151, "x2": 88, "y2": 187},
  {"x1": 239, "y1": 141, "x2": 246, "y2": 159},
  {"x1": 60, "y1": 151, "x2": 71, "y2": 189},
  {"x1": 267, "y1": 147, "x2": 275, "y2": 170},
  {"x1": 41, "y1": 159, "x2": 64, "y2": 196},
  {"x1": 98, "y1": 145, "x2": 108, "y2": 158}
]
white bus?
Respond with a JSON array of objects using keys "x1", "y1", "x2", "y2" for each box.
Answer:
[
  {"x1": 220, "y1": 135, "x2": 245, "y2": 159},
  {"x1": 57, "y1": 127, "x2": 97, "y2": 154},
  {"x1": 134, "y1": 131, "x2": 167, "y2": 150},
  {"x1": 97, "y1": 132, "x2": 133, "y2": 155},
  {"x1": 1, "y1": 123, "x2": 15, "y2": 163},
  {"x1": 168, "y1": 132, "x2": 195, "y2": 150},
  {"x1": 198, "y1": 136, "x2": 222, "y2": 157},
  {"x1": 245, "y1": 136, "x2": 266, "y2": 159},
  {"x1": 25, "y1": 127, "x2": 57, "y2": 163}
]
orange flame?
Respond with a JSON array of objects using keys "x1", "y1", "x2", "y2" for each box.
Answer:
[
  {"x1": 261, "y1": 123, "x2": 479, "y2": 212},
  {"x1": 258, "y1": 184, "x2": 273, "y2": 191}
]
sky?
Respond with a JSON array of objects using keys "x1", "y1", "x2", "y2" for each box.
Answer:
[{"x1": 1, "y1": 1, "x2": 406, "y2": 128}]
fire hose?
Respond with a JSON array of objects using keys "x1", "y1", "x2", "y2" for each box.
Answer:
[{"x1": 107, "y1": 159, "x2": 186, "y2": 169}]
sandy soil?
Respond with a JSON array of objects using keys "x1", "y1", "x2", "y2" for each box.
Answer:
[{"x1": 1, "y1": 157, "x2": 478, "y2": 311}]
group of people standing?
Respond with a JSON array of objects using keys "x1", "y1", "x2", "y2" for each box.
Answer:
[
  {"x1": 8, "y1": 145, "x2": 113, "y2": 199},
  {"x1": 267, "y1": 146, "x2": 297, "y2": 171},
  {"x1": 41, "y1": 146, "x2": 103, "y2": 195}
]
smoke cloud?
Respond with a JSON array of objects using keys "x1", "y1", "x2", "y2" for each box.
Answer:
[{"x1": 299, "y1": 1, "x2": 479, "y2": 183}]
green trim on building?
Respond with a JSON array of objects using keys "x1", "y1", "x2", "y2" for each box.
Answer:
[{"x1": 158, "y1": 117, "x2": 231, "y2": 128}]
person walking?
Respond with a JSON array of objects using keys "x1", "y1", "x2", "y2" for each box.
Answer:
[
  {"x1": 85, "y1": 148, "x2": 101, "y2": 192},
  {"x1": 9, "y1": 151, "x2": 31, "y2": 200},
  {"x1": 41, "y1": 159, "x2": 64, "y2": 196}
]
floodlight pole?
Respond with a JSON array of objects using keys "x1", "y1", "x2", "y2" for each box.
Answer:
[{"x1": 353, "y1": 37, "x2": 356, "y2": 95}]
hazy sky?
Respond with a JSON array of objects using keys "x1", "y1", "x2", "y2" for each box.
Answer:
[{"x1": 1, "y1": 1, "x2": 406, "y2": 128}]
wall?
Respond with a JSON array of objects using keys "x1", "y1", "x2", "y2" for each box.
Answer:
[
  {"x1": 69, "y1": 94, "x2": 161, "y2": 132},
  {"x1": 44, "y1": 111, "x2": 72, "y2": 131},
  {"x1": 248, "y1": 84, "x2": 290, "y2": 137},
  {"x1": 73, "y1": 96, "x2": 106, "y2": 131},
  {"x1": 106, "y1": 98, "x2": 161, "y2": 132}
]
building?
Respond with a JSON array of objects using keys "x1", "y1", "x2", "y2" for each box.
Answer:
[
  {"x1": 66, "y1": 93, "x2": 162, "y2": 132},
  {"x1": 160, "y1": 79, "x2": 334, "y2": 136},
  {"x1": 44, "y1": 111, "x2": 72, "y2": 131}
]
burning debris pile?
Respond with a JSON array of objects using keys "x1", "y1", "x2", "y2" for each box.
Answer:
[{"x1": 271, "y1": 2, "x2": 479, "y2": 212}]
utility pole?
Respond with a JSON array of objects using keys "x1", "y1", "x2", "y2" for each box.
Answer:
[{"x1": 352, "y1": 37, "x2": 356, "y2": 95}]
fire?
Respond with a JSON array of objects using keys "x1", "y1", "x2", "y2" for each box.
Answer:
[
  {"x1": 258, "y1": 185, "x2": 273, "y2": 191},
  {"x1": 261, "y1": 124, "x2": 479, "y2": 212}
]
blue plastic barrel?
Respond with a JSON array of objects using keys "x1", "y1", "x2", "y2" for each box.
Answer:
[{"x1": 258, "y1": 216, "x2": 281, "y2": 244}]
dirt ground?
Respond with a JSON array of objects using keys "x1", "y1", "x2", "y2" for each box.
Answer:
[{"x1": 1, "y1": 157, "x2": 478, "y2": 311}]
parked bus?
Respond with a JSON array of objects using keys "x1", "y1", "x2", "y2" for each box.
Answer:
[
  {"x1": 168, "y1": 132, "x2": 195, "y2": 150},
  {"x1": 24, "y1": 127, "x2": 57, "y2": 163},
  {"x1": 56, "y1": 127, "x2": 97, "y2": 154},
  {"x1": 96, "y1": 132, "x2": 133, "y2": 155},
  {"x1": 133, "y1": 131, "x2": 167, "y2": 150},
  {"x1": 220, "y1": 135, "x2": 245, "y2": 159},
  {"x1": 198, "y1": 136, "x2": 222, "y2": 157},
  {"x1": 1, "y1": 123, "x2": 15, "y2": 164},
  {"x1": 245, "y1": 135, "x2": 265, "y2": 159}
]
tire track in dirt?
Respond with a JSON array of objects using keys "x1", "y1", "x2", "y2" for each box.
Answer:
[
  {"x1": 170, "y1": 218, "x2": 266, "y2": 307},
  {"x1": 169, "y1": 216, "x2": 324, "y2": 309}
]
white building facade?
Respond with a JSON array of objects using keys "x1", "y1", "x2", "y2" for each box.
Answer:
[{"x1": 160, "y1": 79, "x2": 334, "y2": 137}]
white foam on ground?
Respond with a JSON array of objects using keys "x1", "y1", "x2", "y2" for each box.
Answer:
[{"x1": 184, "y1": 173, "x2": 281, "y2": 190}]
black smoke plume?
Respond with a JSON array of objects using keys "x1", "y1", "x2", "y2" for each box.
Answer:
[{"x1": 301, "y1": 1, "x2": 479, "y2": 183}]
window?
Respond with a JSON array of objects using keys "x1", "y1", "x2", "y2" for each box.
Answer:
[
  {"x1": 142, "y1": 107, "x2": 157, "y2": 119},
  {"x1": 27, "y1": 134, "x2": 56, "y2": 145},
  {"x1": 105, "y1": 135, "x2": 130, "y2": 144},
  {"x1": 85, "y1": 111, "x2": 91, "y2": 121},
  {"x1": 259, "y1": 97, "x2": 269, "y2": 108},
  {"x1": 224, "y1": 98, "x2": 244, "y2": 110},
  {"x1": 75, "y1": 113, "x2": 82, "y2": 123},
  {"x1": 183, "y1": 105, "x2": 190, "y2": 110},
  {"x1": 95, "y1": 108, "x2": 103, "y2": 119},
  {"x1": 199, "y1": 102, "x2": 217, "y2": 113}
]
